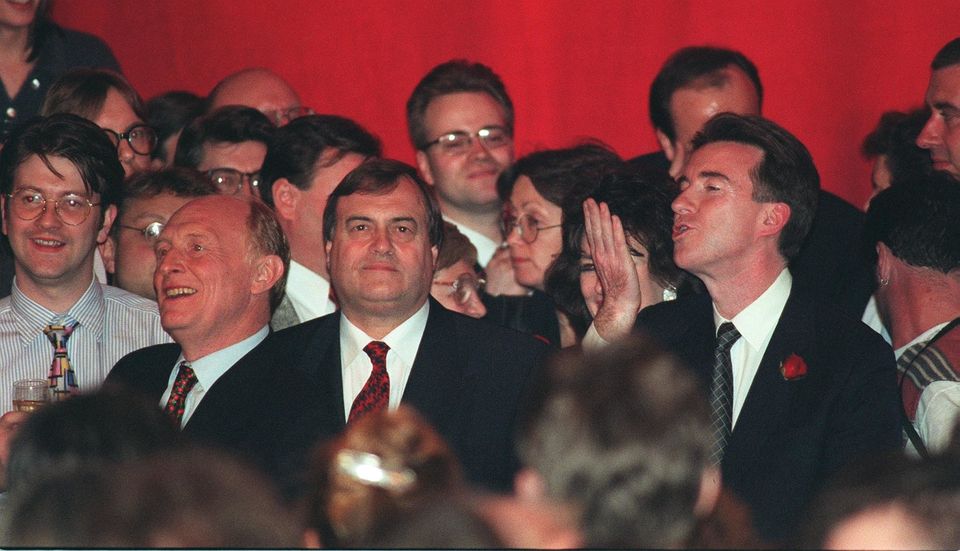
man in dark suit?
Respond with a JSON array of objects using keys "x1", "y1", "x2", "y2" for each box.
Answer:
[
  {"x1": 106, "y1": 195, "x2": 324, "y2": 498},
  {"x1": 274, "y1": 159, "x2": 549, "y2": 492},
  {"x1": 624, "y1": 114, "x2": 900, "y2": 542},
  {"x1": 632, "y1": 46, "x2": 874, "y2": 319}
]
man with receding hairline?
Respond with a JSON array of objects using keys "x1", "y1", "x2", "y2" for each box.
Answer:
[{"x1": 207, "y1": 67, "x2": 311, "y2": 126}]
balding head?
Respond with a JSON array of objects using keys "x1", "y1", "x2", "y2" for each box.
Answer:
[{"x1": 207, "y1": 68, "x2": 303, "y2": 125}]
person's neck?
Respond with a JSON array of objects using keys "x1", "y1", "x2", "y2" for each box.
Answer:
[
  {"x1": 17, "y1": 273, "x2": 92, "y2": 315},
  {"x1": 176, "y1": 315, "x2": 268, "y2": 362},
  {"x1": 341, "y1": 301, "x2": 424, "y2": 340},
  {"x1": 888, "y1": 275, "x2": 960, "y2": 349},
  {"x1": 702, "y1": 256, "x2": 786, "y2": 320},
  {"x1": 440, "y1": 202, "x2": 502, "y2": 243},
  {"x1": 0, "y1": 25, "x2": 30, "y2": 62},
  {"x1": 290, "y1": 248, "x2": 328, "y2": 281}
]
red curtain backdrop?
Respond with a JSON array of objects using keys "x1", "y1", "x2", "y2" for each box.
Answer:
[{"x1": 53, "y1": 0, "x2": 958, "y2": 208}]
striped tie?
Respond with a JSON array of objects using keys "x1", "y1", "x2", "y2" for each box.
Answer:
[{"x1": 709, "y1": 322, "x2": 741, "y2": 465}]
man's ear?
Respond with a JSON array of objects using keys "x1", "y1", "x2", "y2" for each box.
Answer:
[
  {"x1": 272, "y1": 178, "x2": 299, "y2": 222},
  {"x1": 251, "y1": 254, "x2": 284, "y2": 295},
  {"x1": 99, "y1": 236, "x2": 117, "y2": 275},
  {"x1": 655, "y1": 129, "x2": 677, "y2": 162},
  {"x1": 1, "y1": 195, "x2": 7, "y2": 237},
  {"x1": 758, "y1": 202, "x2": 790, "y2": 238},
  {"x1": 876, "y1": 242, "x2": 894, "y2": 284},
  {"x1": 324, "y1": 239, "x2": 333, "y2": 276},
  {"x1": 97, "y1": 205, "x2": 118, "y2": 245},
  {"x1": 415, "y1": 150, "x2": 435, "y2": 186}
]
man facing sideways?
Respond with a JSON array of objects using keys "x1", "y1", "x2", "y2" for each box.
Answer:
[
  {"x1": 634, "y1": 114, "x2": 900, "y2": 542},
  {"x1": 274, "y1": 159, "x2": 549, "y2": 491},
  {"x1": 0, "y1": 114, "x2": 169, "y2": 413},
  {"x1": 407, "y1": 60, "x2": 515, "y2": 269},
  {"x1": 106, "y1": 196, "x2": 325, "y2": 498},
  {"x1": 100, "y1": 167, "x2": 217, "y2": 300},
  {"x1": 174, "y1": 106, "x2": 275, "y2": 198},
  {"x1": 259, "y1": 115, "x2": 381, "y2": 330},
  {"x1": 206, "y1": 67, "x2": 310, "y2": 126},
  {"x1": 917, "y1": 37, "x2": 960, "y2": 180}
]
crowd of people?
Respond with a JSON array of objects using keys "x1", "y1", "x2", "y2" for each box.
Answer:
[{"x1": 1, "y1": 3, "x2": 960, "y2": 548}]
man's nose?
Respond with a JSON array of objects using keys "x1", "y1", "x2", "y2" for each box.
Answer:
[{"x1": 916, "y1": 114, "x2": 942, "y2": 150}]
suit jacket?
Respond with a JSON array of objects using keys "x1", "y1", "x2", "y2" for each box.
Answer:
[
  {"x1": 274, "y1": 298, "x2": 552, "y2": 491},
  {"x1": 628, "y1": 151, "x2": 875, "y2": 318},
  {"x1": 106, "y1": 333, "x2": 326, "y2": 499},
  {"x1": 270, "y1": 294, "x2": 301, "y2": 331},
  {"x1": 635, "y1": 284, "x2": 900, "y2": 542}
]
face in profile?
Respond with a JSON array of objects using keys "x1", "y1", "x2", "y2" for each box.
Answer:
[
  {"x1": 504, "y1": 176, "x2": 563, "y2": 290},
  {"x1": 917, "y1": 64, "x2": 960, "y2": 179}
]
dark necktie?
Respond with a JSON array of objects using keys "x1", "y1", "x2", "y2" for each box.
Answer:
[
  {"x1": 709, "y1": 322, "x2": 741, "y2": 465},
  {"x1": 164, "y1": 361, "x2": 198, "y2": 426},
  {"x1": 349, "y1": 341, "x2": 390, "y2": 423},
  {"x1": 44, "y1": 316, "x2": 79, "y2": 401}
]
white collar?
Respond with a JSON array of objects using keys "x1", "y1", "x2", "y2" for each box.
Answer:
[
  {"x1": 442, "y1": 216, "x2": 498, "y2": 267},
  {"x1": 284, "y1": 259, "x2": 333, "y2": 320},
  {"x1": 714, "y1": 268, "x2": 792, "y2": 350},
  {"x1": 340, "y1": 301, "x2": 430, "y2": 369},
  {"x1": 895, "y1": 322, "x2": 953, "y2": 359},
  {"x1": 177, "y1": 325, "x2": 269, "y2": 391}
]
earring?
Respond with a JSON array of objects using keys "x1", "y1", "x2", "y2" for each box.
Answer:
[
  {"x1": 662, "y1": 286, "x2": 678, "y2": 301},
  {"x1": 879, "y1": 277, "x2": 889, "y2": 287}
]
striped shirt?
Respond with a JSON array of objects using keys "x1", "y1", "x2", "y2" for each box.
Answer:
[{"x1": 0, "y1": 278, "x2": 172, "y2": 413}]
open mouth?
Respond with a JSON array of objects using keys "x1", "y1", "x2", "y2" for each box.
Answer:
[
  {"x1": 32, "y1": 238, "x2": 64, "y2": 248},
  {"x1": 164, "y1": 287, "x2": 197, "y2": 298}
]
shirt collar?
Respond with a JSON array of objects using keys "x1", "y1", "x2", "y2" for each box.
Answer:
[
  {"x1": 285, "y1": 259, "x2": 331, "y2": 307},
  {"x1": 178, "y1": 325, "x2": 270, "y2": 391},
  {"x1": 441, "y1": 216, "x2": 498, "y2": 267},
  {"x1": 340, "y1": 301, "x2": 430, "y2": 368},
  {"x1": 894, "y1": 322, "x2": 952, "y2": 359},
  {"x1": 713, "y1": 268, "x2": 792, "y2": 351},
  {"x1": 10, "y1": 277, "x2": 105, "y2": 345}
]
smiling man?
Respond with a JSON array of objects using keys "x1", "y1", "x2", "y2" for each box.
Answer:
[
  {"x1": 106, "y1": 195, "x2": 324, "y2": 499},
  {"x1": 917, "y1": 37, "x2": 960, "y2": 180},
  {"x1": 0, "y1": 114, "x2": 169, "y2": 412},
  {"x1": 273, "y1": 159, "x2": 548, "y2": 491}
]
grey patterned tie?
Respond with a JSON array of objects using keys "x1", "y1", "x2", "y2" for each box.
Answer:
[{"x1": 709, "y1": 322, "x2": 741, "y2": 465}]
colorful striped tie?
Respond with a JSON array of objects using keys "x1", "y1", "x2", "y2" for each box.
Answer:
[{"x1": 44, "y1": 316, "x2": 79, "y2": 401}]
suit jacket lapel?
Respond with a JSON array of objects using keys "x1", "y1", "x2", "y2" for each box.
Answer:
[{"x1": 296, "y1": 315, "x2": 346, "y2": 432}]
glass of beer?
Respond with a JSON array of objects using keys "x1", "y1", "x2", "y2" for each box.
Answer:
[{"x1": 13, "y1": 379, "x2": 50, "y2": 412}]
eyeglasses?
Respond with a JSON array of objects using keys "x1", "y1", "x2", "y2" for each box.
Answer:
[
  {"x1": 6, "y1": 188, "x2": 100, "y2": 226},
  {"x1": 265, "y1": 106, "x2": 315, "y2": 126},
  {"x1": 500, "y1": 210, "x2": 561, "y2": 244},
  {"x1": 102, "y1": 124, "x2": 158, "y2": 156},
  {"x1": 422, "y1": 126, "x2": 512, "y2": 156},
  {"x1": 433, "y1": 273, "x2": 486, "y2": 306},
  {"x1": 117, "y1": 221, "x2": 164, "y2": 243},
  {"x1": 206, "y1": 168, "x2": 262, "y2": 195}
]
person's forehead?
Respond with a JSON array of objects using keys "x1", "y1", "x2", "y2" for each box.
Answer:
[
  {"x1": 927, "y1": 64, "x2": 960, "y2": 104},
  {"x1": 13, "y1": 154, "x2": 89, "y2": 192},
  {"x1": 122, "y1": 192, "x2": 195, "y2": 221},
  {"x1": 167, "y1": 197, "x2": 245, "y2": 233},
  {"x1": 95, "y1": 87, "x2": 142, "y2": 131},
  {"x1": 669, "y1": 68, "x2": 760, "y2": 131},
  {"x1": 199, "y1": 140, "x2": 267, "y2": 170},
  {"x1": 685, "y1": 141, "x2": 764, "y2": 177},
  {"x1": 423, "y1": 91, "x2": 507, "y2": 133},
  {"x1": 211, "y1": 73, "x2": 300, "y2": 112},
  {"x1": 337, "y1": 177, "x2": 428, "y2": 218}
]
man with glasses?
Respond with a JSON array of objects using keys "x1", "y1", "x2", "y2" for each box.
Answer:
[
  {"x1": 174, "y1": 106, "x2": 275, "y2": 198},
  {"x1": 260, "y1": 115, "x2": 381, "y2": 330},
  {"x1": 0, "y1": 114, "x2": 170, "y2": 416},
  {"x1": 207, "y1": 67, "x2": 311, "y2": 126},
  {"x1": 407, "y1": 60, "x2": 515, "y2": 271},
  {"x1": 100, "y1": 167, "x2": 218, "y2": 300},
  {"x1": 279, "y1": 159, "x2": 548, "y2": 492}
]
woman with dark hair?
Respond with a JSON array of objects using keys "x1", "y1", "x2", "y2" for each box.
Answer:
[
  {"x1": 0, "y1": 0, "x2": 120, "y2": 141},
  {"x1": 490, "y1": 143, "x2": 622, "y2": 346},
  {"x1": 546, "y1": 166, "x2": 697, "y2": 340}
]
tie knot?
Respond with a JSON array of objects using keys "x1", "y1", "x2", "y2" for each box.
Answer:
[
  {"x1": 177, "y1": 361, "x2": 197, "y2": 383},
  {"x1": 363, "y1": 341, "x2": 390, "y2": 364},
  {"x1": 716, "y1": 322, "x2": 741, "y2": 351},
  {"x1": 43, "y1": 315, "x2": 79, "y2": 339}
]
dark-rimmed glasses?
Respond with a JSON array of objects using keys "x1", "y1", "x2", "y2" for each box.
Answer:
[
  {"x1": 433, "y1": 273, "x2": 486, "y2": 305},
  {"x1": 102, "y1": 124, "x2": 158, "y2": 156},
  {"x1": 206, "y1": 168, "x2": 262, "y2": 195},
  {"x1": 117, "y1": 221, "x2": 164, "y2": 243},
  {"x1": 6, "y1": 188, "x2": 100, "y2": 226},
  {"x1": 422, "y1": 126, "x2": 511, "y2": 156},
  {"x1": 500, "y1": 210, "x2": 561, "y2": 243}
]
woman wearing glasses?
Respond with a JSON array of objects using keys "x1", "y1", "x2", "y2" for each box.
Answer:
[{"x1": 490, "y1": 144, "x2": 622, "y2": 347}]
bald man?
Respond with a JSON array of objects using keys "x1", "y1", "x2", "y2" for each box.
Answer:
[{"x1": 207, "y1": 68, "x2": 311, "y2": 126}]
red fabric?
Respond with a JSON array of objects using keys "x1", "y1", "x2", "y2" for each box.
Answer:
[
  {"x1": 54, "y1": 1, "x2": 958, "y2": 208},
  {"x1": 349, "y1": 341, "x2": 390, "y2": 423}
]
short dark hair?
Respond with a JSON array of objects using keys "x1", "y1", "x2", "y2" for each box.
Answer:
[
  {"x1": 865, "y1": 171, "x2": 960, "y2": 274},
  {"x1": 111, "y1": 167, "x2": 218, "y2": 236},
  {"x1": 173, "y1": 106, "x2": 274, "y2": 169},
  {"x1": 406, "y1": 60, "x2": 514, "y2": 150},
  {"x1": 145, "y1": 91, "x2": 206, "y2": 161},
  {"x1": 931, "y1": 37, "x2": 960, "y2": 70},
  {"x1": 516, "y1": 338, "x2": 712, "y2": 548},
  {"x1": 259, "y1": 114, "x2": 382, "y2": 208},
  {"x1": 0, "y1": 114, "x2": 124, "y2": 209},
  {"x1": 649, "y1": 46, "x2": 763, "y2": 142},
  {"x1": 861, "y1": 107, "x2": 932, "y2": 187},
  {"x1": 691, "y1": 113, "x2": 819, "y2": 260},
  {"x1": 40, "y1": 68, "x2": 147, "y2": 122},
  {"x1": 496, "y1": 142, "x2": 622, "y2": 205},
  {"x1": 322, "y1": 159, "x2": 443, "y2": 248},
  {"x1": 245, "y1": 198, "x2": 290, "y2": 313}
]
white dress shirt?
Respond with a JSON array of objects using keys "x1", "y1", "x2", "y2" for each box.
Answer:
[
  {"x1": 340, "y1": 301, "x2": 430, "y2": 420},
  {"x1": 159, "y1": 325, "x2": 269, "y2": 428},
  {"x1": 285, "y1": 260, "x2": 336, "y2": 322},
  {"x1": 443, "y1": 216, "x2": 498, "y2": 268},
  {"x1": 895, "y1": 322, "x2": 958, "y2": 456},
  {"x1": 715, "y1": 268, "x2": 792, "y2": 428}
]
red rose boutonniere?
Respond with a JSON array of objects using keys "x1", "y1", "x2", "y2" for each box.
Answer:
[{"x1": 780, "y1": 353, "x2": 807, "y2": 381}]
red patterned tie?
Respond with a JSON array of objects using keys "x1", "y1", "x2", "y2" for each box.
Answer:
[
  {"x1": 348, "y1": 341, "x2": 390, "y2": 423},
  {"x1": 164, "y1": 361, "x2": 197, "y2": 426}
]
